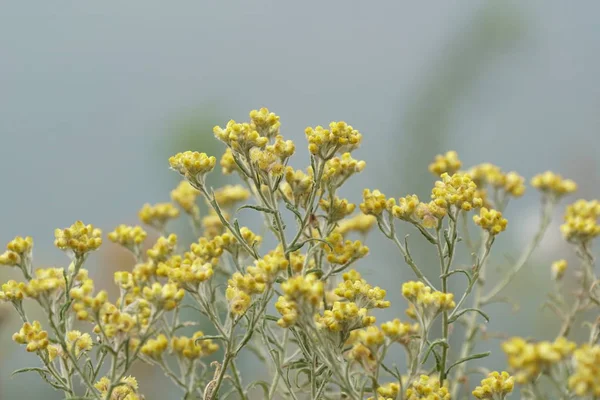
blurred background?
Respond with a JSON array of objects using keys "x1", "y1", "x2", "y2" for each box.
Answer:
[{"x1": 1, "y1": 1, "x2": 599, "y2": 398}]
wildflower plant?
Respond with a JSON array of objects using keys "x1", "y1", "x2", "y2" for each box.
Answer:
[{"x1": 1, "y1": 108, "x2": 599, "y2": 400}]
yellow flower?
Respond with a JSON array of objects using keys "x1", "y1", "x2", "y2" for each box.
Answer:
[
  {"x1": 108, "y1": 225, "x2": 147, "y2": 253},
  {"x1": 213, "y1": 185, "x2": 251, "y2": 209},
  {"x1": 360, "y1": 189, "x2": 388, "y2": 217},
  {"x1": 54, "y1": 221, "x2": 102, "y2": 256},
  {"x1": 320, "y1": 197, "x2": 356, "y2": 222},
  {"x1": 170, "y1": 181, "x2": 200, "y2": 216},
  {"x1": 305, "y1": 121, "x2": 362, "y2": 160},
  {"x1": 391, "y1": 194, "x2": 421, "y2": 221},
  {"x1": 95, "y1": 376, "x2": 140, "y2": 400},
  {"x1": 141, "y1": 334, "x2": 168, "y2": 360},
  {"x1": 551, "y1": 259, "x2": 568, "y2": 280},
  {"x1": 432, "y1": 172, "x2": 482, "y2": 212},
  {"x1": 381, "y1": 318, "x2": 419, "y2": 345},
  {"x1": 531, "y1": 171, "x2": 577, "y2": 197},
  {"x1": 142, "y1": 282, "x2": 185, "y2": 311},
  {"x1": 322, "y1": 152, "x2": 366, "y2": 188},
  {"x1": 334, "y1": 270, "x2": 390, "y2": 309},
  {"x1": 282, "y1": 167, "x2": 314, "y2": 208},
  {"x1": 138, "y1": 203, "x2": 179, "y2": 231},
  {"x1": 568, "y1": 344, "x2": 600, "y2": 396},
  {"x1": 0, "y1": 236, "x2": 34, "y2": 266},
  {"x1": 324, "y1": 232, "x2": 369, "y2": 265},
  {"x1": 66, "y1": 330, "x2": 93, "y2": 356},
  {"x1": 249, "y1": 107, "x2": 280, "y2": 139},
  {"x1": 169, "y1": 151, "x2": 216, "y2": 186},
  {"x1": 402, "y1": 281, "x2": 455, "y2": 322},
  {"x1": 429, "y1": 150, "x2": 462, "y2": 176},
  {"x1": 0, "y1": 280, "x2": 26, "y2": 302},
  {"x1": 146, "y1": 234, "x2": 178, "y2": 264},
  {"x1": 171, "y1": 331, "x2": 219, "y2": 360},
  {"x1": 560, "y1": 199, "x2": 600, "y2": 243},
  {"x1": 473, "y1": 207, "x2": 508, "y2": 235},
  {"x1": 220, "y1": 148, "x2": 240, "y2": 175},
  {"x1": 406, "y1": 375, "x2": 450, "y2": 400},
  {"x1": 502, "y1": 336, "x2": 575, "y2": 383},
  {"x1": 316, "y1": 301, "x2": 375, "y2": 333},
  {"x1": 472, "y1": 371, "x2": 514, "y2": 399},
  {"x1": 13, "y1": 321, "x2": 49, "y2": 352},
  {"x1": 337, "y1": 214, "x2": 377, "y2": 236},
  {"x1": 213, "y1": 120, "x2": 268, "y2": 153}
]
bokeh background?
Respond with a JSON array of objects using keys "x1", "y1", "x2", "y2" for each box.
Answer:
[{"x1": 1, "y1": 2, "x2": 599, "y2": 399}]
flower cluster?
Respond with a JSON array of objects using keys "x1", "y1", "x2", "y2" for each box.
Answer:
[
  {"x1": 531, "y1": 171, "x2": 577, "y2": 197},
  {"x1": 169, "y1": 151, "x2": 216, "y2": 186},
  {"x1": 405, "y1": 375, "x2": 450, "y2": 400},
  {"x1": 275, "y1": 274, "x2": 323, "y2": 328},
  {"x1": 402, "y1": 281, "x2": 455, "y2": 322},
  {"x1": 473, "y1": 207, "x2": 508, "y2": 235},
  {"x1": 170, "y1": 180, "x2": 200, "y2": 216},
  {"x1": 502, "y1": 336, "x2": 576, "y2": 383},
  {"x1": 54, "y1": 221, "x2": 102, "y2": 257},
  {"x1": 305, "y1": 121, "x2": 362, "y2": 160},
  {"x1": 429, "y1": 150, "x2": 462, "y2": 176},
  {"x1": 138, "y1": 203, "x2": 179, "y2": 231},
  {"x1": 12, "y1": 321, "x2": 49, "y2": 352},
  {"x1": 472, "y1": 371, "x2": 514, "y2": 399},
  {"x1": 560, "y1": 199, "x2": 600, "y2": 243},
  {"x1": 0, "y1": 235, "x2": 33, "y2": 266},
  {"x1": 333, "y1": 270, "x2": 390, "y2": 309},
  {"x1": 569, "y1": 344, "x2": 600, "y2": 396}
]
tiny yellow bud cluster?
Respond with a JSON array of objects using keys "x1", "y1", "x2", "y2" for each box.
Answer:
[
  {"x1": 0, "y1": 280, "x2": 26, "y2": 302},
  {"x1": 220, "y1": 148, "x2": 239, "y2": 175},
  {"x1": 551, "y1": 259, "x2": 568, "y2": 280},
  {"x1": 472, "y1": 371, "x2": 514, "y2": 399},
  {"x1": 249, "y1": 135, "x2": 295, "y2": 177},
  {"x1": 66, "y1": 330, "x2": 93, "y2": 356},
  {"x1": 360, "y1": 189, "x2": 388, "y2": 217},
  {"x1": 502, "y1": 336, "x2": 576, "y2": 383},
  {"x1": 322, "y1": 152, "x2": 366, "y2": 188},
  {"x1": 213, "y1": 120, "x2": 269, "y2": 153},
  {"x1": 170, "y1": 181, "x2": 200, "y2": 216},
  {"x1": 429, "y1": 150, "x2": 462, "y2": 176},
  {"x1": 146, "y1": 234, "x2": 178, "y2": 263},
  {"x1": 249, "y1": 107, "x2": 281, "y2": 138},
  {"x1": 431, "y1": 172, "x2": 483, "y2": 212},
  {"x1": 95, "y1": 376, "x2": 140, "y2": 400},
  {"x1": 276, "y1": 274, "x2": 324, "y2": 328},
  {"x1": 381, "y1": 318, "x2": 419, "y2": 345},
  {"x1": 54, "y1": 221, "x2": 102, "y2": 257},
  {"x1": 405, "y1": 375, "x2": 450, "y2": 400},
  {"x1": 138, "y1": 203, "x2": 179, "y2": 231},
  {"x1": 402, "y1": 281, "x2": 455, "y2": 322},
  {"x1": 108, "y1": 225, "x2": 147, "y2": 251},
  {"x1": 12, "y1": 321, "x2": 49, "y2": 352},
  {"x1": 305, "y1": 121, "x2": 362, "y2": 160},
  {"x1": 226, "y1": 272, "x2": 266, "y2": 316},
  {"x1": 568, "y1": 344, "x2": 600, "y2": 397},
  {"x1": 0, "y1": 236, "x2": 33, "y2": 266},
  {"x1": 324, "y1": 232, "x2": 369, "y2": 265},
  {"x1": 141, "y1": 334, "x2": 169, "y2": 360},
  {"x1": 468, "y1": 163, "x2": 526, "y2": 199},
  {"x1": 168, "y1": 151, "x2": 216, "y2": 185},
  {"x1": 376, "y1": 382, "x2": 400, "y2": 399},
  {"x1": 320, "y1": 196, "x2": 356, "y2": 222},
  {"x1": 348, "y1": 326, "x2": 385, "y2": 369},
  {"x1": 24, "y1": 267, "x2": 69, "y2": 298},
  {"x1": 142, "y1": 282, "x2": 185, "y2": 311},
  {"x1": 334, "y1": 270, "x2": 390, "y2": 309},
  {"x1": 336, "y1": 214, "x2": 377, "y2": 236},
  {"x1": 213, "y1": 184, "x2": 251, "y2": 209},
  {"x1": 473, "y1": 207, "x2": 508, "y2": 235},
  {"x1": 531, "y1": 171, "x2": 577, "y2": 197},
  {"x1": 560, "y1": 199, "x2": 600, "y2": 243},
  {"x1": 171, "y1": 331, "x2": 219, "y2": 360},
  {"x1": 316, "y1": 301, "x2": 375, "y2": 333},
  {"x1": 281, "y1": 167, "x2": 314, "y2": 208}
]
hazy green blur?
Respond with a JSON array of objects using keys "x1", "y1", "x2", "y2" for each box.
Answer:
[{"x1": 1, "y1": 2, "x2": 599, "y2": 399}]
